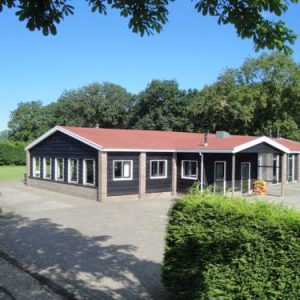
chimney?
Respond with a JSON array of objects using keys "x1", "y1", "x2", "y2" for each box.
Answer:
[
  {"x1": 204, "y1": 131, "x2": 208, "y2": 147},
  {"x1": 96, "y1": 124, "x2": 99, "y2": 128}
]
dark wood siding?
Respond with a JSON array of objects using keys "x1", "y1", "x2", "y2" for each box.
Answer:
[
  {"x1": 107, "y1": 152, "x2": 139, "y2": 196},
  {"x1": 146, "y1": 153, "x2": 172, "y2": 193},
  {"x1": 241, "y1": 142, "x2": 282, "y2": 153},
  {"x1": 203, "y1": 153, "x2": 258, "y2": 192},
  {"x1": 30, "y1": 131, "x2": 98, "y2": 186},
  {"x1": 177, "y1": 153, "x2": 201, "y2": 193}
]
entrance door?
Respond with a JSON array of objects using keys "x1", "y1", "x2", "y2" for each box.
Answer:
[
  {"x1": 214, "y1": 161, "x2": 226, "y2": 194},
  {"x1": 241, "y1": 162, "x2": 251, "y2": 194},
  {"x1": 272, "y1": 154, "x2": 280, "y2": 183},
  {"x1": 288, "y1": 154, "x2": 295, "y2": 182}
]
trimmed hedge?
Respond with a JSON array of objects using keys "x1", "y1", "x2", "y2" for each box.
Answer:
[
  {"x1": 0, "y1": 141, "x2": 26, "y2": 165},
  {"x1": 162, "y1": 194, "x2": 300, "y2": 299}
]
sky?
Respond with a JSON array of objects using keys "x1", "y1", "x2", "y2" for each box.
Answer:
[{"x1": 0, "y1": 0, "x2": 299, "y2": 131}]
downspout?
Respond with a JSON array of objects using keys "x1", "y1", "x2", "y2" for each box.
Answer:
[{"x1": 199, "y1": 152, "x2": 204, "y2": 192}]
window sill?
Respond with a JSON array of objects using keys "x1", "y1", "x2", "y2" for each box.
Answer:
[{"x1": 181, "y1": 176, "x2": 198, "y2": 180}]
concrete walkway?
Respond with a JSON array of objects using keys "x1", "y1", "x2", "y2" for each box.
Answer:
[
  {"x1": 0, "y1": 256, "x2": 62, "y2": 300},
  {"x1": 0, "y1": 180, "x2": 173, "y2": 300}
]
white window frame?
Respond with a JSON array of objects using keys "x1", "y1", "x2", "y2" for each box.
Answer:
[
  {"x1": 214, "y1": 161, "x2": 226, "y2": 194},
  {"x1": 83, "y1": 159, "x2": 96, "y2": 186},
  {"x1": 55, "y1": 158, "x2": 64, "y2": 181},
  {"x1": 68, "y1": 158, "x2": 79, "y2": 184},
  {"x1": 257, "y1": 153, "x2": 263, "y2": 180},
  {"x1": 272, "y1": 154, "x2": 280, "y2": 183},
  {"x1": 241, "y1": 162, "x2": 251, "y2": 194},
  {"x1": 150, "y1": 160, "x2": 168, "y2": 179},
  {"x1": 113, "y1": 160, "x2": 133, "y2": 181},
  {"x1": 43, "y1": 157, "x2": 52, "y2": 180},
  {"x1": 181, "y1": 160, "x2": 198, "y2": 180},
  {"x1": 32, "y1": 157, "x2": 41, "y2": 178}
]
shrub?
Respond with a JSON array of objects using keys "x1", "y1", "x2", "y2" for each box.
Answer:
[
  {"x1": 162, "y1": 194, "x2": 300, "y2": 299},
  {"x1": 0, "y1": 141, "x2": 26, "y2": 165}
]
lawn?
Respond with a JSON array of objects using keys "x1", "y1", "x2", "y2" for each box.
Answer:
[{"x1": 0, "y1": 165, "x2": 26, "y2": 180}]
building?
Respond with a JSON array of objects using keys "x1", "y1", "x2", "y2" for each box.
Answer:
[{"x1": 25, "y1": 126, "x2": 300, "y2": 201}]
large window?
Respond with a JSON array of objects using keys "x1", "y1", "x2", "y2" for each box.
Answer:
[
  {"x1": 32, "y1": 157, "x2": 41, "y2": 177},
  {"x1": 68, "y1": 159, "x2": 79, "y2": 183},
  {"x1": 83, "y1": 159, "x2": 95, "y2": 185},
  {"x1": 43, "y1": 157, "x2": 52, "y2": 179},
  {"x1": 113, "y1": 160, "x2": 133, "y2": 180},
  {"x1": 150, "y1": 160, "x2": 167, "y2": 179},
  {"x1": 181, "y1": 160, "x2": 198, "y2": 180},
  {"x1": 55, "y1": 158, "x2": 64, "y2": 181}
]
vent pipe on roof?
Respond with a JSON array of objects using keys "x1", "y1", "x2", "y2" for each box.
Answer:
[
  {"x1": 204, "y1": 131, "x2": 208, "y2": 147},
  {"x1": 96, "y1": 123, "x2": 99, "y2": 128}
]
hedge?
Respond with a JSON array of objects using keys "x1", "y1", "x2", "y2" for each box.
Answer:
[
  {"x1": 162, "y1": 193, "x2": 300, "y2": 299},
  {"x1": 0, "y1": 141, "x2": 26, "y2": 165}
]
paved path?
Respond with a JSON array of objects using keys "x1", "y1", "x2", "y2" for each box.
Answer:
[
  {"x1": 0, "y1": 256, "x2": 62, "y2": 300},
  {"x1": 0, "y1": 181, "x2": 173, "y2": 299}
]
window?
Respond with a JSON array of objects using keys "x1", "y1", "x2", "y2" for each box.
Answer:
[
  {"x1": 55, "y1": 158, "x2": 64, "y2": 181},
  {"x1": 68, "y1": 159, "x2": 79, "y2": 183},
  {"x1": 288, "y1": 154, "x2": 295, "y2": 182},
  {"x1": 272, "y1": 154, "x2": 280, "y2": 183},
  {"x1": 113, "y1": 160, "x2": 133, "y2": 180},
  {"x1": 43, "y1": 158, "x2": 52, "y2": 179},
  {"x1": 181, "y1": 160, "x2": 198, "y2": 180},
  {"x1": 83, "y1": 159, "x2": 95, "y2": 185},
  {"x1": 32, "y1": 157, "x2": 41, "y2": 177},
  {"x1": 150, "y1": 160, "x2": 167, "y2": 179},
  {"x1": 214, "y1": 161, "x2": 226, "y2": 194}
]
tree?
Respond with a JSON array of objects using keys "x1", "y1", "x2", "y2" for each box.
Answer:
[
  {"x1": 8, "y1": 101, "x2": 50, "y2": 142},
  {"x1": 48, "y1": 82, "x2": 134, "y2": 129},
  {"x1": 188, "y1": 52, "x2": 300, "y2": 140},
  {"x1": 132, "y1": 80, "x2": 192, "y2": 131},
  {"x1": 0, "y1": 0, "x2": 298, "y2": 53},
  {"x1": 0, "y1": 130, "x2": 9, "y2": 140}
]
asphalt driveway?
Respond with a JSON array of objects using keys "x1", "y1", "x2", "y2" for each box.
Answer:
[{"x1": 0, "y1": 181, "x2": 174, "y2": 299}]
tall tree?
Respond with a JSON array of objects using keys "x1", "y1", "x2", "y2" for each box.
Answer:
[
  {"x1": 8, "y1": 101, "x2": 50, "y2": 142},
  {"x1": 48, "y1": 82, "x2": 134, "y2": 129},
  {"x1": 188, "y1": 52, "x2": 300, "y2": 139},
  {"x1": 0, "y1": 0, "x2": 298, "y2": 53},
  {"x1": 133, "y1": 80, "x2": 192, "y2": 131}
]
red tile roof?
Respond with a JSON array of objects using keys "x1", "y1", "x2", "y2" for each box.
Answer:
[
  {"x1": 61, "y1": 126, "x2": 259, "y2": 150},
  {"x1": 274, "y1": 137, "x2": 300, "y2": 152}
]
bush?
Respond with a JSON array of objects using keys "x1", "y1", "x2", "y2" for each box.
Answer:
[
  {"x1": 0, "y1": 141, "x2": 26, "y2": 165},
  {"x1": 162, "y1": 194, "x2": 300, "y2": 299}
]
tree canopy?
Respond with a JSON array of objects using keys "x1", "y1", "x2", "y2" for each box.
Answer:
[
  {"x1": 7, "y1": 52, "x2": 300, "y2": 142},
  {"x1": 0, "y1": 0, "x2": 298, "y2": 53}
]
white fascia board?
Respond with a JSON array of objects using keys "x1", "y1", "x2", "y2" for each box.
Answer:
[
  {"x1": 103, "y1": 148, "x2": 233, "y2": 153},
  {"x1": 25, "y1": 126, "x2": 103, "y2": 151},
  {"x1": 233, "y1": 136, "x2": 290, "y2": 154}
]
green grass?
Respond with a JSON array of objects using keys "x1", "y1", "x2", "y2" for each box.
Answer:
[{"x1": 0, "y1": 165, "x2": 26, "y2": 180}]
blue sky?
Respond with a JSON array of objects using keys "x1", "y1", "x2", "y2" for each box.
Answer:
[{"x1": 0, "y1": 0, "x2": 299, "y2": 131}]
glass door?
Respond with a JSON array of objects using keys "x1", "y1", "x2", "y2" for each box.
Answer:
[
  {"x1": 214, "y1": 161, "x2": 226, "y2": 194},
  {"x1": 288, "y1": 155, "x2": 294, "y2": 182},
  {"x1": 241, "y1": 162, "x2": 251, "y2": 194},
  {"x1": 272, "y1": 154, "x2": 280, "y2": 183}
]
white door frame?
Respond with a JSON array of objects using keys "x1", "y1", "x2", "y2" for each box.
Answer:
[
  {"x1": 214, "y1": 161, "x2": 226, "y2": 194},
  {"x1": 241, "y1": 162, "x2": 251, "y2": 194}
]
